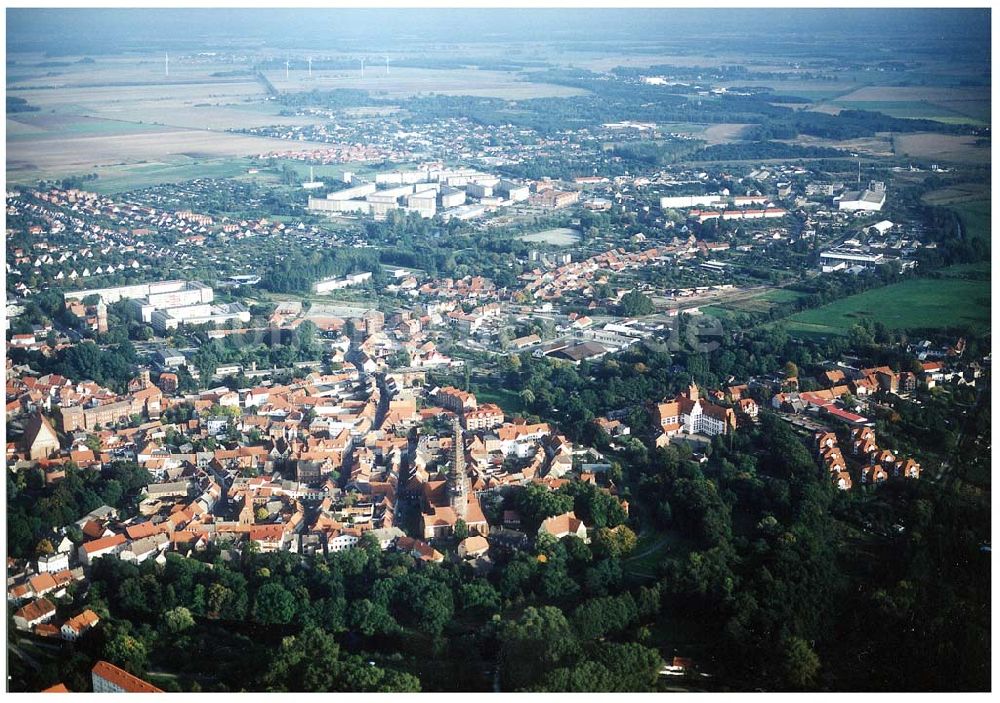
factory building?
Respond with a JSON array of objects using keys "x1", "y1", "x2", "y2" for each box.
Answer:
[
  {"x1": 838, "y1": 181, "x2": 887, "y2": 212},
  {"x1": 819, "y1": 249, "x2": 886, "y2": 273},
  {"x1": 314, "y1": 272, "x2": 374, "y2": 294}
]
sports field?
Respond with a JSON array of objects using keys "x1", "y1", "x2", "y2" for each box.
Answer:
[
  {"x1": 782, "y1": 272, "x2": 990, "y2": 338},
  {"x1": 517, "y1": 228, "x2": 582, "y2": 246}
]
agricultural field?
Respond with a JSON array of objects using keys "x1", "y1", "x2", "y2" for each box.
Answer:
[
  {"x1": 517, "y1": 228, "x2": 582, "y2": 246},
  {"x1": 7, "y1": 50, "x2": 585, "y2": 186},
  {"x1": 6, "y1": 125, "x2": 297, "y2": 186},
  {"x1": 827, "y1": 85, "x2": 990, "y2": 125},
  {"x1": 263, "y1": 65, "x2": 588, "y2": 99},
  {"x1": 921, "y1": 182, "x2": 991, "y2": 207},
  {"x1": 700, "y1": 123, "x2": 751, "y2": 144},
  {"x1": 832, "y1": 100, "x2": 978, "y2": 123},
  {"x1": 893, "y1": 133, "x2": 991, "y2": 165},
  {"x1": 789, "y1": 133, "x2": 895, "y2": 159},
  {"x1": 6, "y1": 53, "x2": 321, "y2": 185},
  {"x1": 781, "y1": 271, "x2": 990, "y2": 339},
  {"x1": 82, "y1": 158, "x2": 267, "y2": 195}
]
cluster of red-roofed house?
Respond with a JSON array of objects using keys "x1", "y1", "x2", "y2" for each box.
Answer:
[
  {"x1": 6, "y1": 187, "x2": 307, "y2": 302},
  {"x1": 8, "y1": 560, "x2": 98, "y2": 640},
  {"x1": 518, "y1": 242, "x2": 708, "y2": 303},
  {"x1": 815, "y1": 426, "x2": 921, "y2": 491},
  {"x1": 848, "y1": 427, "x2": 921, "y2": 482}
]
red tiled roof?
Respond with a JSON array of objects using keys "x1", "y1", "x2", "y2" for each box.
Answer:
[
  {"x1": 15, "y1": 597, "x2": 56, "y2": 624},
  {"x1": 81, "y1": 533, "x2": 126, "y2": 554},
  {"x1": 125, "y1": 521, "x2": 166, "y2": 540},
  {"x1": 28, "y1": 572, "x2": 58, "y2": 595},
  {"x1": 249, "y1": 524, "x2": 284, "y2": 542},
  {"x1": 91, "y1": 661, "x2": 163, "y2": 693},
  {"x1": 63, "y1": 609, "x2": 100, "y2": 633}
]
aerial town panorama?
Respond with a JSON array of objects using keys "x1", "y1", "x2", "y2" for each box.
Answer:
[{"x1": 4, "y1": 7, "x2": 991, "y2": 694}]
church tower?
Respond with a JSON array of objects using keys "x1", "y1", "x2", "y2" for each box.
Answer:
[
  {"x1": 447, "y1": 417, "x2": 468, "y2": 520},
  {"x1": 239, "y1": 496, "x2": 255, "y2": 525},
  {"x1": 96, "y1": 300, "x2": 108, "y2": 334}
]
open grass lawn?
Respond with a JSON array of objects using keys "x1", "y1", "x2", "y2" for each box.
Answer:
[
  {"x1": 699, "y1": 287, "x2": 806, "y2": 320},
  {"x1": 726, "y1": 288, "x2": 806, "y2": 314},
  {"x1": 474, "y1": 387, "x2": 525, "y2": 416},
  {"x1": 782, "y1": 271, "x2": 990, "y2": 338},
  {"x1": 950, "y1": 198, "x2": 991, "y2": 251},
  {"x1": 622, "y1": 530, "x2": 693, "y2": 581},
  {"x1": 698, "y1": 305, "x2": 734, "y2": 321}
]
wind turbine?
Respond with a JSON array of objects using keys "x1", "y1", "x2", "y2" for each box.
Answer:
[
  {"x1": 308, "y1": 57, "x2": 312, "y2": 78},
  {"x1": 385, "y1": 56, "x2": 390, "y2": 76},
  {"x1": 164, "y1": 52, "x2": 169, "y2": 77},
  {"x1": 360, "y1": 57, "x2": 365, "y2": 80},
  {"x1": 285, "y1": 58, "x2": 290, "y2": 80}
]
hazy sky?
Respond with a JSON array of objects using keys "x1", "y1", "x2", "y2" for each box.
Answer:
[{"x1": 6, "y1": 8, "x2": 991, "y2": 55}]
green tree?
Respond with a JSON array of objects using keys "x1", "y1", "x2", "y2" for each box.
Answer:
[
  {"x1": 347, "y1": 598, "x2": 397, "y2": 637},
  {"x1": 162, "y1": 606, "x2": 195, "y2": 634},
  {"x1": 102, "y1": 632, "x2": 148, "y2": 676},
  {"x1": 459, "y1": 580, "x2": 500, "y2": 615},
  {"x1": 252, "y1": 583, "x2": 296, "y2": 625},
  {"x1": 592, "y1": 525, "x2": 637, "y2": 559},
  {"x1": 500, "y1": 606, "x2": 580, "y2": 690},
  {"x1": 517, "y1": 483, "x2": 574, "y2": 530},
  {"x1": 780, "y1": 636, "x2": 821, "y2": 689},
  {"x1": 618, "y1": 290, "x2": 654, "y2": 317}
]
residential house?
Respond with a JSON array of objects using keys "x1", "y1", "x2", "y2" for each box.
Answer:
[
  {"x1": 61, "y1": 609, "x2": 100, "y2": 641},
  {"x1": 538, "y1": 511, "x2": 589, "y2": 543},
  {"x1": 13, "y1": 598, "x2": 56, "y2": 631},
  {"x1": 436, "y1": 386, "x2": 477, "y2": 414},
  {"x1": 37, "y1": 552, "x2": 70, "y2": 574},
  {"x1": 861, "y1": 464, "x2": 888, "y2": 486},
  {"x1": 78, "y1": 533, "x2": 127, "y2": 566},
  {"x1": 463, "y1": 403, "x2": 505, "y2": 431}
]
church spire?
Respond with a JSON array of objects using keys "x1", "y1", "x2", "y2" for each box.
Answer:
[{"x1": 448, "y1": 416, "x2": 468, "y2": 519}]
